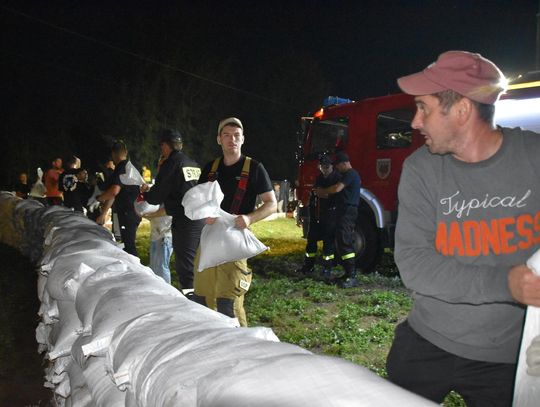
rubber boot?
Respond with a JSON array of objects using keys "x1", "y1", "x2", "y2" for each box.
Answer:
[
  {"x1": 320, "y1": 259, "x2": 335, "y2": 282},
  {"x1": 341, "y1": 269, "x2": 359, "y2": 288},
  {"x1": 296, "y1": 257, "x2": 315, "y2": 275}
]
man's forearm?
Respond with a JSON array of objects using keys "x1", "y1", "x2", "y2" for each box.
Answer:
[{"x1": 247, "y1": 200, "x2": 277, "y2": 225}]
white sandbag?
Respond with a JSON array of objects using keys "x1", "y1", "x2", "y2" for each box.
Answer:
[
  {"x1": 107, "y1": 310, "x2": 240, "y2": 390},
  {"x1": 36, "y1": 321, "x2": 52, "y2": 351},
  {"x1": 66, "y1": 361, "x2": 95, "y2": 407},
  {"x1": 514, "y1": 248, "x2": 540, "y2": 407},
  {"x1": 128, "y1": 329, "x2": 307, "y2": 406},
  {"x1": 119, "y1": 161, "x2": 145, "y2": 186},
  {"x1": 47, "y1": 262, "x2": 96, "y2": 302},
  {"x1": 29, "y1": 167, "x2": 46, "y2": 198},
  {"x1": 198, "y1": 209, "x2": 268, "y2": 271},
  {"x1": 182, "y1": 181, "x2": 224, "y2": 220},
  {"x1": 200, "y1": 353, "x2": 437, "y2": 407},
  {"x1": 75, "y1": 263, "x2": 174, "y2": 334},
  {"x1": 40, "y1": 289, "x2": 59, "y2": 324},
  {"x1": 41, "y1": 239, "x2": 128, "y2": 271},
  {"x1": 37, "y1": 271, "x2": 47, "y2": 301},
  {"x1": 82, "y1": 357, "x2": 125, "y2": 407},
  {"x1": 81, "y1": 289, "x2": 187, "y2": 357},
  {"x1": 133, "y1": 198, "x2": 159, "y2": 217},
  {"x1": 71, "y1": 334, "x2": 93, "y2": 369},
  {"x1": 48, "y1": 300, "x2": 82, "y2": 360}
]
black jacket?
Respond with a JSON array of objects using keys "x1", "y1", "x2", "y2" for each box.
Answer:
[{"x1": 144, "y1": 149, "x2": 201, "y2": 218}]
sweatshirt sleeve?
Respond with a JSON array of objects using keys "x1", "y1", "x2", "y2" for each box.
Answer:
[
  {"x1": 144, "y1": 159, "x2": 174, "y2": 205},
  {"x1": 394, "y1": 158, "x2": 513, "y2": 304}
]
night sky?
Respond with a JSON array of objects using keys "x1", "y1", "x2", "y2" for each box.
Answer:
[{"x1": 1, "y1": 0, "x2": 539, "y2": 185}]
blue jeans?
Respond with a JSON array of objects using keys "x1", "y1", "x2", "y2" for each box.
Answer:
[{"x1": 150, "y1": 236, "x2": 173, "y2": 284}]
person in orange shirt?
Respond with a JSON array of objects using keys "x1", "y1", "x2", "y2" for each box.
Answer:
[{"x1": 43, "y1": 157, "x2": 64, "y2": 206}]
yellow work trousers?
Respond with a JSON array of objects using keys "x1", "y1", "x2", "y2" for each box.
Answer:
[{"x1": 193, "y1": 250, "x2": 252, "y2": 327}]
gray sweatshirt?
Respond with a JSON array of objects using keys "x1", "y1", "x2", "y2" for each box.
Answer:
[{"x1": 395, "y1": 127, "x2": 540, "y2": 363}]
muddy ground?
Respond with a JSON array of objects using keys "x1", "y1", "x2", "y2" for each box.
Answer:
[{"x1": 0, "y1": 243, "x2": 51, "y2": 406}]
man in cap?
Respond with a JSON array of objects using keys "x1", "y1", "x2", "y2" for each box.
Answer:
[
  {"x1": 142, "y1": 129, "x2": 204, "y2": 292},
  {"x1": 192, "y1": 117, "x2": 276, "y2": 326},
  {"x1": 314, "y1": 151, "x2": 361, "y2": 287},
  {"x1": 385, "y1": 51, "x2": 540, "y2": 405},
  {"x1": 97, "y1": 140, "x2": 141, "y2": 256},
  {"x1": 297, "y1": 154, "x2": 341, "y2": 279}
]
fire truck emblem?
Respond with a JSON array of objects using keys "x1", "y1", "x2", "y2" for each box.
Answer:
[{"x1": 376, "y1": 159, "x2": 391, "y2": 180}]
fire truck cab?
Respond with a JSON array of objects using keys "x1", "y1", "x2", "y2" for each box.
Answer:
[{"x1": 296, "y1": 74, "x2": 540, "y2": 273}]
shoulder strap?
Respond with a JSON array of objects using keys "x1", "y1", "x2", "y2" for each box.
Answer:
[
  {"x1": 230, "y1": 156, "x2": 251, "y2": 215},
  {"x1": 208, "y1": 157, "x2": 221, "y2": 182}
]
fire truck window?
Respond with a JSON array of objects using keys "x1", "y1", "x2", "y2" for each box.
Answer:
[
  {"x1": 307, "y1": 117, "x2": 349, "y2": 159},
  {"x1": 376, "y1": 109, "x2": 413, "y2": 149}
]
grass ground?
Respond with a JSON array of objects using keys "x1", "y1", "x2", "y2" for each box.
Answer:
[{"x1": 136, "y1": 217, "x2": 466, "y2": 406}]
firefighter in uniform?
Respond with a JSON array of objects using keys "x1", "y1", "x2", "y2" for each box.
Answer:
[
  {"x1": 97, "y1": 140, "x2": 141, "y2": 256},
  {"x1": 297, "y1": 154, "x2": 341, "y2": 280},
  {"x1": 192, "y1": 117, "x2": 276, "y2": 326},
  {"x1": 142, "y1": 129, "x2": 204, "y2": 292},
  {"x1": 314, "y1": 151, "x2": 361, "y2": 288}
]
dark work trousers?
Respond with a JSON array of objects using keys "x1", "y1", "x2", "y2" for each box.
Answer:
[
  {"x1": 335, "y1": 205, "x2": 357, "y2": 275},
  {"x1": 305, "y1": 208, "x2": 337, "y2": 266},
  {"x1": 172, "y1": 215, "x2": 204, "y2": 290},
  {"x1": 386, "y1": 320, "x2": 517, "y2": 407},
  {"x1": 116, "y1": 210, "x2": 141, "y2": 257}
]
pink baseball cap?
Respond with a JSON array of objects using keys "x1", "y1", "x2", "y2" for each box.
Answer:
[{"x1": 397, "y1": 51, "x2": 506, "y2": 105}]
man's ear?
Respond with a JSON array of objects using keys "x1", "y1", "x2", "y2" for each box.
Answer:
[
  {"x1": 455, "y1": 97, "x2": 473, "y2": 124},
  {"x1": 217, "y1": 136, "x2": 221, "y2": 145}
]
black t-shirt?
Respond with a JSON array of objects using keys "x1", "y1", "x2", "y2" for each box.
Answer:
[
  {"x1": 108, "y1": 160, "x2": 140, "y2": 214},
  {"x1": 59, "y1": 168, "x2": 90, "y2": 212},
  {"x1": 337, "y1": 168, "x2": 361, "y2": 207},
  {"x1": 14, "y1": 182, "x2": 30, "y2": 198},
  {"x1": 199, "y1": 155, "x2": 273, "y2": 215}
]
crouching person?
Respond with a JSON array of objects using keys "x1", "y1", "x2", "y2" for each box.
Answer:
[{"x1": 192, "y1": 117, "x2": 276, "y2": 326}]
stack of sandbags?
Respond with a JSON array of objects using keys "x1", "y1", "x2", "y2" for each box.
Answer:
[{"x1": 0, "y1": 192, "x2": 438, "y2": 407}]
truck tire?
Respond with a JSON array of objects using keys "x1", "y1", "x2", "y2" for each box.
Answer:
[{"x1": 353, "y1": 212, "x2": 381, "y2": 273}]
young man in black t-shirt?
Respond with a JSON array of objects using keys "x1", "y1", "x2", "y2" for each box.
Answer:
[
  {"x1": 97, "y1": 140, "x2": 141, "y2": 256},
  {"x1": 192, "y1": 117, "x2": 276, "y2": 326}
]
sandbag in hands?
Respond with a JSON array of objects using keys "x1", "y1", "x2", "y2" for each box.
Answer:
[
  {"x1": 119, "y1": 161, "x2": 145, "y2": 186},
  {"x1": 182, "y1": 182, "x2": 268, "y2": 271}
]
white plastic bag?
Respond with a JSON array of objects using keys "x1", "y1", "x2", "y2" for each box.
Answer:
[
  {"x1": 198, "y1": 209, "x2": 268, "y2": 271},
  {"x1": 513, "y1": 249, "x2": 540, "y2": 407},
  {"x1": 119, "y1": 161, "x2": 145, "y2": 186},
  {"x1": 182, "y1": 181, "x2": 224, "y2": 220},
  {"x1": 133, "y1": 199, "x2": 159, "y2": 217}
]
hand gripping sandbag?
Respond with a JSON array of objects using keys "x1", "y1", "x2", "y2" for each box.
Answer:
[
  {"x1": 119, "y1": 161, "x2": 145, "y2": 186},
  {"x1": 133, "y1": 198, "x2": 159, "y2": 217},
  {"x1": 513, "y1": 248, "x2": 540, "y2": 407},
  {"x1": 182, "y1": 181, "x2": 224, "y2": 220},
  {"x1": 198, "y1": 209, "x2": 268, "y2": 271}
]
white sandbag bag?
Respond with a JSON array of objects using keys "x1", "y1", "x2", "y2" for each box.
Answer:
[
  {"x1": 81, "y1": 290, "x2": 187, "y2": 357},
  {"x1": 40, "y1": 289, "x2": 59, "y2": 324},
  {"x1": 200, "y1": 353, "x2": 438, "y2": 407},
  {"x1": 66, "y1": 361, "x2": 95, "y2": 407},
  {"x1": 47, "y1": 262, "x2": 96, "y2": 302},
  {"x1": 107, "y1": 310, "x2": 239, "y2": 390},
  {"x1": 182, "y1": 181, "x2": 224, "y2": 220},
  {"x1": 128, "y1": 329, "x2": 307, "y2": 406},
  {"x1": 198, "y1": 209, "x2": 268, "y2": 271},
  {"x1": 71, "y1": 334, "x2": 94, "y2": 369},
  {"x1": 48, "y1": 300, "x2": 82, "y2": 360},
  {"x1": 75, "y1": 263, "x2": 176, "y2": 334},
  {"x1": 41, "y1": 239, "x2": 128, "y2": 271},
  {"x1": 29, "y1": 167, "x2": 46, "y2": 198},
  {"x1": 82, "y1": 357, "x2": 125, "y2": 407},
  {"x1": 37, "y1": 271, "x2": 47, "y2": 301},
  {"x1": 36, "y1": 321, "x2": 52, "y2": 352},
  {"x1": 119, "y1": 161, "x2": 145, "y2": 186},
  {"x1": 513, "y1": 249, "x2": 540, "y2": 407},
  {"x1": 133, "y1": 198, "x2": 159, "y2": 217}
]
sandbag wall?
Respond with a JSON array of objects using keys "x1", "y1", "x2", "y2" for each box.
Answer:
[{"x1": 0, "y1": 191, "x2": 437, "y2": 407}]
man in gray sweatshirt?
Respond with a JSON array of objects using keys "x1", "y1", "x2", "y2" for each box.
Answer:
[{"x1": 385, "y1": 50, "x2": 540, "y2": 406}]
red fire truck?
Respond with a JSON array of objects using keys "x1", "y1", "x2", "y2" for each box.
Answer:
[{"x1": 296, "y1": 73, "x2": 540, "y2": 272}]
